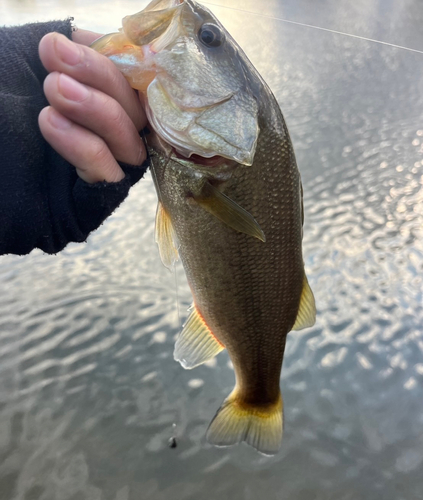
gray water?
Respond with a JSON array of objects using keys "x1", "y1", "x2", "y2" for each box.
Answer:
[{"x1": 1, "y1": 0, "x2": 423, "y2": 499}]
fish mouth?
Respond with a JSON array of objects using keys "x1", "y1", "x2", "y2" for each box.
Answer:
[
  {"x1": 144, "y1": 125, "x2": 231, "y2": 169},
  {"x1": 144, "y1": 92, "x2": 242, "y2": 166},
  {"x1": 171, "y1": 148, "x2": 226, "y2": 167}
]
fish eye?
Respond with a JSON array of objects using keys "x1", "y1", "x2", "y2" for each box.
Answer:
[{"x1": 198, "y1": 23, "x2": 224, "y2": 48}]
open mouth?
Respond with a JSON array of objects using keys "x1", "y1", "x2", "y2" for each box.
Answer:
[{"x1": 172, "y1": 148, "x2": 226, "y2": 167}]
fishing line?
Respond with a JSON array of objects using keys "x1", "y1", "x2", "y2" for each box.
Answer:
[
  {"x1": 203, "y1": 1, "x2": 423, "y2": 56},
  {"x1": 151, "y1": 145, "x2": 182, "y2": 328},
  {"x1": 173, "y1": 260, "x2": 182, "y2": 328}
]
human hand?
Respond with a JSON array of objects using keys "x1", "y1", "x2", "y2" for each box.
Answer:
[{"x1": 38, "y1": 29, "x2": 147, "y2": 184}]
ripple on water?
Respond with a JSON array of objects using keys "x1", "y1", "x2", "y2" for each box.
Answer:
[{"x1": 0, "y1": 3, "x2": 423, "y2": 499}]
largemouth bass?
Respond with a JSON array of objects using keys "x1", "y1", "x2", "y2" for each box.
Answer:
[{"x1": 92, "y1": 0, "x2": 316, "y2": 455}]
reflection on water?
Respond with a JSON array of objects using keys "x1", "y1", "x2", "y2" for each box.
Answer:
[
  {"x1": 204, "y1": 0, "x2": 423, "y2": 53},
  {"x1": 1, "y1": 0, "x2": 423, "y2": 499}
]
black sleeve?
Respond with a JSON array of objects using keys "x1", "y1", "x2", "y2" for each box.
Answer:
[{"x1": 0, "y1": 20, "x2": 149, "y2": 256}]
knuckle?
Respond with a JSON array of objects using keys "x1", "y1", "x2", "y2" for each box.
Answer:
[
  {"x1": 105, "y1": 59, "x2": 124, "y2": 89},
  {"x1": 88, "y1": 89, "x2": 125, "y2": 130},
  {"x1": 88, "y1": 138, "x2": 110, "y2": 165},
  {"x1": 79, "y1": 92, "x2": 119, "y2": 129},
  {"x1": 107, "y1": 101, "x2": 126, "y2": 129}
]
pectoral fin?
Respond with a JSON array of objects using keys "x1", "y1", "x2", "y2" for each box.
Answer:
[
  {"x1": 174, "y1": 305, "x2": 224, "y2": 369},
  {"x1": 292, "y1": 276, "x2": 316, "y2": 330},
  {"x1": 193, "y1": 182, "x2": 265, "y2": 242},
  {"x1": 155, "y1": 202, "x2": 178, "y2": 269}
]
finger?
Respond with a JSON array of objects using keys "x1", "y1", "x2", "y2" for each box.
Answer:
[
  {"x1": 39, "y1": 106, "x2": 125, "y2": 184},
  {"x1": 71, "y1": 28, "x2": 102, "y2": 46},
  {"x1": 39, "y1": 32, "x2": 146, "y2": 131},
  {"x1": 43, "y1": 72, "x2": 146, "y2": 167}
]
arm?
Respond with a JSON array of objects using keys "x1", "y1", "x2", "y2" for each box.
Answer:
[{"x1": 0, "y1": 20, "x2": 148, "y2": 255}]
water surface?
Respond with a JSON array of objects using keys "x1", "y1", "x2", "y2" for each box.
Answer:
[{"x1": 1, "y1": 1, "x2": 423, "y2": 499}]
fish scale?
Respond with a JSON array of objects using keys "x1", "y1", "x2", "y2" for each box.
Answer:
[
  {"x1": 155, "y1": 117, "x2": 303, "y2": 399},
  {"x1": 92, "y1": 0, "x2": 315, "y2": 454}
]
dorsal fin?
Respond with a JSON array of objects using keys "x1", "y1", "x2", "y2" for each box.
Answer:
[
  {"x1": 174, "y1": 305, "x2": 225, "y2": 369},
  {"x1": 155, "y1": 201, "x2": 178, "y2": 269},
  {"x1": 292, "y1": 276, "x2": 316, "y2": 331}
]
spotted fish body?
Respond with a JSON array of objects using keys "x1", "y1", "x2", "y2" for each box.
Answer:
[{"x1": 92, "y1": 0, "x2": 315, "y2": 455}]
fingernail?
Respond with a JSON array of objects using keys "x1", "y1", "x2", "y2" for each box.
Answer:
[
  {"x1": 58, "y1": 73, "x2": 89, "y2": 102},
  {"x1": 55, "y1": 34, "x2": 81, "y2": 65},
  {"x1": 48, "y1": 108, "x2": 71, "y2": 130}
]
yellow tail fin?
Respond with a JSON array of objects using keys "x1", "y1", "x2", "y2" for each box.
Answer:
[{"x1": 206, "y1": 390, "x2": 283, "y2": 455}]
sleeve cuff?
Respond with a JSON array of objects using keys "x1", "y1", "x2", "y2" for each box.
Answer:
[{"x1": 72, "y1": 158, "x2": 150, "y2": 236}]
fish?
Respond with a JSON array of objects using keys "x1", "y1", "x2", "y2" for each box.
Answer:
[{"x1": 92, "y1": 0, "x2": 316, "y2": 455}]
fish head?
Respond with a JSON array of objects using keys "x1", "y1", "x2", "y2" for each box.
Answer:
[{"x1": 91, "y1": 0, "x2": 260, "y2": 167}]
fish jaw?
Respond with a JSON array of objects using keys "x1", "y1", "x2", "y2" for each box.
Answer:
[
  {"x1": 145, "y1": 75, "x2": 259, "y2": 164},
  {"x1": 91, "y1": 0, "x2": 260, "y2": 166},
  {"x1": 122, "y1": 0, "x2": 185, "y2": 47},
  {"x1": 90, "y1": 32, "x2": 158, "y2": 92}
]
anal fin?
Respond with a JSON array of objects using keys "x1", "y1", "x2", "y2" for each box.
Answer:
[
  {"x1": 174, "y1": 305, "x2": 224, "y2": 369},
  {"x1": 292, "y1": 275, "x2": 316, "y2": 331},
  {"x1": 155, "y1": 201, "x2": 178, "y2": 269}
]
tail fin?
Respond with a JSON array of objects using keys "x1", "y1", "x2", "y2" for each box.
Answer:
[{"x1": 206, "y1": 390, "x2": 283, "y2": 455}]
